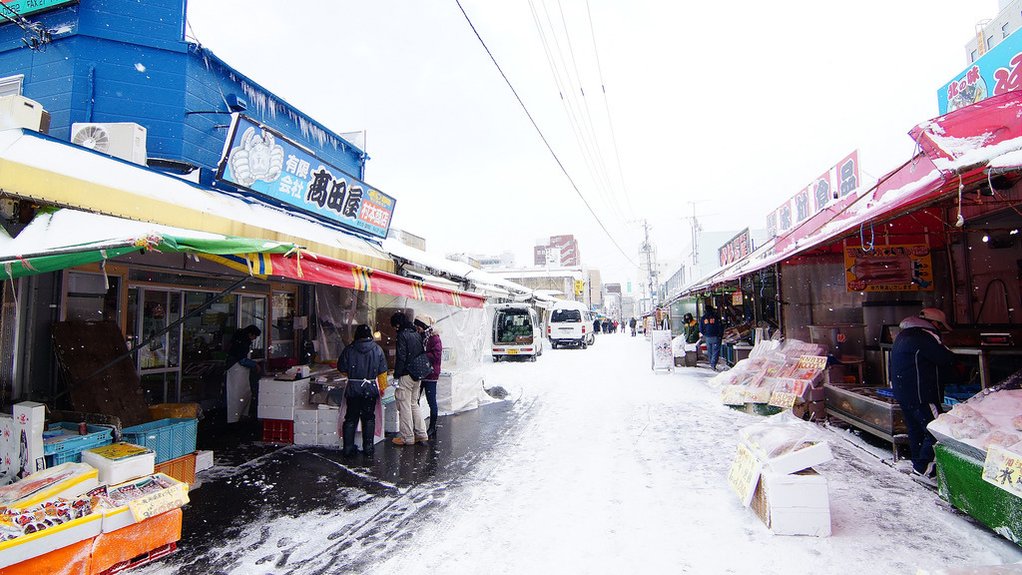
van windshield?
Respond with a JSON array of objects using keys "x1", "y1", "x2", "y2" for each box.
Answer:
[
  {"x1": 496, "y1": 310, "x2": 533, "y2": 344},
  {"x1": 551, "y1": 309, "x2": 582, "y2": 323}
]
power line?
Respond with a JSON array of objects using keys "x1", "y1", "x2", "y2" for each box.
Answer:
[{"x1": 454, "y1": 0, "x2": 638, "y2": 268}]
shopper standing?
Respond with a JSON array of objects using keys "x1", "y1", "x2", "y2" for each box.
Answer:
[
  {"x1": 226, "y1": 324, "x2": 262, "y2": 417},
  {"x1": 338, "y1": 324, "x2": 388, "y2": 458},
  {"x1": 629, "y1": 317, "x2": 637, "y2": 337},
  {"x1": 699, "y1": 306, "x2": 724, "y2": 371},
  {"x1": 391, "y1": 311, "x2": 428, "y2": 446},
  {"x1": 415, "y1": 315, "x2": 443, "y2": 440},
  {"x1": 890, "y1": 308, "x2": 957, "y2": 482}
]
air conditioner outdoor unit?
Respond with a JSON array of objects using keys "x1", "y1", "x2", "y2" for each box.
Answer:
[
  {"x1": 70, "y1": 122, "x2": 147, "y2": 165},
  {"x1": 0, "y1": 95, "x2": 50, "y2": 133}
]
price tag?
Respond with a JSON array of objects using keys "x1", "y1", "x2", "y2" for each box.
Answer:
[
  {"x1": 721, "y1": 386, "x2": 745, "y2": 405},
  {"x1": 128, "y1": 483, "x2": 190, "y2": 522},
  {"x1": 768, "y1": 391, "x2": 798, "y2": 409},
  {"x1": 982, "y1": 445, "x2": 1022, "y2": 498},
  {"x1": 797, "y1": 355, "x2": 828, "y2": 371},
  {"x1": 728, "y1": 443, "x2": 763, "y2": 507}
]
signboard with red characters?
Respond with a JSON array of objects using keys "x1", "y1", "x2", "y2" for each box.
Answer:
[
  {"x1": 939, "y1": 29, "x2": 1022, "y2": 114},
  {"x1": 844, "y1": 244, "x2": 934, "y2": 293},
  {"x1": 767, "y1": 151, "x2": 859, "y2": 238}
]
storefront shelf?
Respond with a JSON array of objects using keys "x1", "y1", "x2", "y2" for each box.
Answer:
[{"x1": 935, "y1": 443, "x2": 1022, "y2": 546}]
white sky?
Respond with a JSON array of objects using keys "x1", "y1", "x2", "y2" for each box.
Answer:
[{"x1": 185, "y1": 0, "x2": 1000, "y2": 287}]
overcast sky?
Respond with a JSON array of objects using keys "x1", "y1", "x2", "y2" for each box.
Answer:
[{"x1": 186, "y1": 0, "x2": 998, "y2": 288}]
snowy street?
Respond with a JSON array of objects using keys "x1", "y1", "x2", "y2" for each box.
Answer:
[{"x1": 145, "y1": 334, "x2": 1022, "y2": 575}]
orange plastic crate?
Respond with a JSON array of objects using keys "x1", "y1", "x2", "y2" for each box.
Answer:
[
  {"x1": 154, "y1": 453, "x2": 196, "y2": 486},
  {"x1": 261, "y1": 419, "x2": 294, "y2": 444}
]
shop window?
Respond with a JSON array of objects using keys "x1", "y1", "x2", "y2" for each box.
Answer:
[
  {"x1": 270, "y1": 290, "x2": 296, "y2": 363},
  {"x1": 238, "y1": 295, "x2": 266, "y2": 360},
  {"x1": 988, "y1": 36, "x2": 995, "y2": 50},
  {"x1": 64, "y1": 272, "x2": 120, "y2": 324},
  {"x1": 1004, "y1": 22, "x2": 1011, "y2": 39},
  {"x1": 971, "y1": 49, "x2": 978, "y2": 62}
]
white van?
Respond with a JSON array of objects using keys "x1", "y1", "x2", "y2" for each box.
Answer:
[
  {"x1": 492, "y1": 304, "x2": 543, "y2": 362},
  {"x1": 546, "y1": 300, "x2": 592, "y2": 349}
]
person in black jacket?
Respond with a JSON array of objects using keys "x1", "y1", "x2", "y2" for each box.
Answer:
[
  {"x1": 391, "y1": 312, "x2": 428, "y2": 446},
  {"x1": 889, "y1": 308, "x2": 957, "y2": 479},
  {"x1": 226, "y1": 324, "x2": 262, "y2": 416},
  {"x1": 699, "y1": 306, "x2": 724, "y2": 371},
  {"x1": 338, "y1": 324, "x2": 389, "y2": 457}
]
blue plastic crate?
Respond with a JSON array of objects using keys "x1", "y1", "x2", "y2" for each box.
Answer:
[
  {"x1": 43, "y1": 423, "x2": 113, "y2": 466},
  {"x1": 122, "y1": 418, "x2": 198, "y2": 464}
]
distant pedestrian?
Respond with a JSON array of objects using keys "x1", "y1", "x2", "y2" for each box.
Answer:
[
  {"x1": 391, "y1": 311, "x2": 428, "y2": 446},
  {"x1": 415, "y1": 315, "x2": 443, "y2": 440},
  {"x1": 629, "y1": 317, "x2": 637, "y2": 337},
  {"x1": 699, "y1": 306, "x2": 724, "y2": 371},
  {"x1": 338, "y1": 324, "x2": 388, "y2": 458},
  {"x1": 593, "y1": 317, "x2": 601, "y2": 336},
  {"x1": 682, "y1": 313, "x2": 700, "y2": 345}
]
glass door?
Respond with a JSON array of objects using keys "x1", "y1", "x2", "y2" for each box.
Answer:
[
  {"x1": 136, "y1": 288, "x2": 182, "y2": 403},
  {"x1": 238, "y1": 294, "x2": 267, "y2": 366}
]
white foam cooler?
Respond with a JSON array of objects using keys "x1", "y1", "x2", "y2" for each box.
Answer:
[{"x1": 81, "y1": 443, "x2": 155, "y2": 485}]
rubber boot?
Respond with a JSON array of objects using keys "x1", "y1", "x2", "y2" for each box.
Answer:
[
  {"x1": 427, "y1": 416, "x2": 437, "y2": 440},
  {"x1": 341, "y1": 420, "x2": 358, "y2": 456},
  {"x1": 361, "y1": 416, "x2": 376, "y2": 458}
]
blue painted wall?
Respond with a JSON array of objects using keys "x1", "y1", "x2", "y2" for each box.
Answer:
[{"x1": 0, "y1": 0, "x2": 365, "y2": 181}]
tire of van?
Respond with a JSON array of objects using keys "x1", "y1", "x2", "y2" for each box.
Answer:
[
  {"x1": 551, "y1": 342, "x2": 558, "y2": 349},
  {"x1": 493, "y1": 355, "x2": 500, "y2": 362}
]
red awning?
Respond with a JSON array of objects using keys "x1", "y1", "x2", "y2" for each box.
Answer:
[
  {"x1": 203, "y1": 251, "x2": 486, "y2": 309},
  {"x1": 692, "y1": 90, "x2": 1022, "y2": 291}
]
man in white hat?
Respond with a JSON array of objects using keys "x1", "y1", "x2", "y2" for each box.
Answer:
[{"x1": 889, "y1": 306, "x2": 957, "y2": 483}]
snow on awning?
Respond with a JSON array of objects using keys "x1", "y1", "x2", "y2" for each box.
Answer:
[
  {"x1": 0, "y1": 128, "x2": 393, "y2": 272},
  {"x1": 685, "y1": 92, "x2": 1022, "y2": 292},
  {"x1": 381, "y1": 238, "x2": 535, "y2": 299}
]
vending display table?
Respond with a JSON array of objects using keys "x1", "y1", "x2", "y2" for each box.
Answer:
[{"x1": 934, "y1": 443, "x2": 1021, "y2": 546}]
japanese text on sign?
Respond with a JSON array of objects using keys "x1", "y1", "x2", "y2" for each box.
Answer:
[
  {"x1": 767, "y1": 151, "x2": 859, "y2": 237},
  {"x1": 217, "y1": 115, "x2": 396, "y2": 239},
  {"x1": 728, "y1": 443, "x2": 763, "y2": 507},
  {"x1": 983, "y1": 445, "x2": 1022, "y2": 499},
  {"x1": 128, "y1": 483, "x2": 190, "y2": 522}
]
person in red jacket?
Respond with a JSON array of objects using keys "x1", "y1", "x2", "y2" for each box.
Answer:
[{"x1": 415, "y1": 315, "x2": 443, "y2": 440}]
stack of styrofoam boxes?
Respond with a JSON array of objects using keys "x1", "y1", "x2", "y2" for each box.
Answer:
[
  {"x1": 293, "y1": 408, "x2": 319, "y2": 446},
  {"x1": 739, "y1": 416, "x2": 834, "y2": 536},
  {"x1": 258, "y1": 378, "x2": 312, "y2": 421},
  {"x1": 317, "y1": 407, "x2": 340, "y2": 448}
]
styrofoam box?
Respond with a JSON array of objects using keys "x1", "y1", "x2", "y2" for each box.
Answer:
[
  {"x1": 258, "y1": 380, "x2": 311, "y2": 408},
  {"x1": 769, "y1": 507, "x2": 832, "y2": 537},
  {"x1": 316, "y1": 433, "x2": 340, "y2": 448},
  {"x1": 194, "y1": 450, "x2": 214, "y2": 473},
  {"x1": 293, "y1": 432, "x2": 318, "y2": 446},
  {"x1": 759, "y1": 469, "x2": 831, "y2": 537},
  {"x1": 258, "y1": 405, "x2": 295, "y2": 421},
  {"x1": 0, "y1": 512, "x2": 102, "y2": 568},
  {"x1": 82, "y1": 449, "x2": 155, "y2": 486},
  {"x1": 294, "y1": 409, "x2": 319, "y2": 435},
  {"x1": 383, "y1": 401, "x2": 398, "y2": 434},
  {"x1": 100, "y1": 473, "x2": 188, "y2": 533},
  {"x1": 761, "y1": 441, "x2": 833, "y2": 475}
]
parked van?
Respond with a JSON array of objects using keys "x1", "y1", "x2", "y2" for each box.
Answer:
[
  {"x1": 492, "y1": 303, "x2": 543, "y2": 362},
  {"x1": 546, "y1": 300, "x2": 592, "y2": 349}
]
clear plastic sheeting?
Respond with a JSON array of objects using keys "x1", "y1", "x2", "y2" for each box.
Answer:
[
  {"x1": 738, "y1": 411, "x2": 833, "y2": 474},
  {"x1": 313, "y1": 285, "x2": 368, "y2": 363}
]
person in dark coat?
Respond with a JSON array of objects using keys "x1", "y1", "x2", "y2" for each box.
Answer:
[
  {"x1": 415, "y1": 315, "x2": 443, "y2": 440},
  {"x1": 890, "y1": 307, "x2": 957, "y2": 480},
  {"x1": 391, "y1": 312, "x2": 428, "y2": 446},
  {"x1": 226, "y1": 324, "x2": 262, "y2": 415},
  {"x1": 338, "y1": 324, "x2": 389, "y2": 457},
  {"x1": 629, "y1": 317, "x2": 637, "y2": 337},
  {"x1": 682, "y1": 313, "x2": 700, "y2": 344},
  {"x1": 699, "y1": 306, "x2": 724, "y2": 371}
]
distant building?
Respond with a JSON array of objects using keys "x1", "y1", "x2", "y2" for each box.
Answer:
[
  {"x1": 447, "y1": 251, "x2": 514, "y2": 269},
  {"x1": 967, "y1": 1, "x2": 1021, "y2": 63},
  {"x1": 491, "y1": 265, "x2": 595, "y2": 307},
  {"x1": 534, "y1": 234, "x2": 580, "y2": 266}
]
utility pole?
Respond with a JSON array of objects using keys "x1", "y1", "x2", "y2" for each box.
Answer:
[
  {"x1": 689, "y1": 202, "x2": 702, "y2": 267},
  {"x1": 639, "y1": 219, "x2": 658, "y2": 311}
]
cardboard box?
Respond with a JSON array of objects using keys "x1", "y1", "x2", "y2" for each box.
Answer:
[
  {"x1": 12, "y1": 403, "x2": 45, "y2": 479},
  {"x1": 194, "y1": 450, "x2": 214, "y2": 473},
  {"x1": 750, "y1": 469, "x2": 831, "y2": 537}
]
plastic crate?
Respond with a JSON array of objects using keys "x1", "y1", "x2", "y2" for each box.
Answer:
[
  {"x1": 43, "y1": 423, "x2": 114, "y2": 466},
  {"x1": 122, "y1": 418, "x2": 198, "y2": 464},
  {"x1": 154, "y1": 453, "x2": 196, "y2": 486},
  {"x1": 261, "y1": 419, "x2": 294, "y2": 444}
]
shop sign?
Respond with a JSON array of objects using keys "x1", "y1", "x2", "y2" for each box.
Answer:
[
  {"x1": 767, "y1": 151, "x2": 859, "y2": 238},
  {"x1": 217, "y1": 115, "x2": 396, "y2": 239},
  {"x1": 0, "y1": 0, "x2": 76, "y2": 18},
  {"x1": 938, "y1": 30, "x2": 1022, "y2": 115},
  {"x1": 728, "y1": 442, "x2": 763, "y2": 507},
  {"x1": 982, "y1": 445, "x2": 1022, "y2": 499},
  {"x1": 844, "y1": 244, "x2": 933, "y2": 293},
  {"x1": 651, "y1": 329, "x2": 673, "y2": 371},
  {"x1": 718, "y1": 228, "x2": 752, "y2": 267},
  {"x1": 731, "y1": 290, "x2": 743, "y2": 306}
]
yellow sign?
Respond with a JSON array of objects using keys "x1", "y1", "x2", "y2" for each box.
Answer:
[
  {"x1": 88, "y1": 442, "x2": 152, "y2": 461},
  {"x1": 728, "y1": 443, "x2": 763, "y2": 507},
  {"x1": 574, "y1": 280, "x2": 584, "y2": 295},
  {"x1": 128, "y1": 483, "x2": 190, "y2": 522},
  {"x1": 769, "y1": 391, "x2": 798, "y2": 409},
  {"x1": 844, "y1": 244, "x2": 934, "y2": 292},
  {"x1": 797, "y1": 356, "x2": 828, "y2": 371},
  {"x1": 982, "y1": 445, "x2": 1022, "y2": 498}
]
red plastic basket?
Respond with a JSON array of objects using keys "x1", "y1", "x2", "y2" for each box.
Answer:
[{"x1": 261, "y1": 419, "x2": 294, "y2": 444}]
